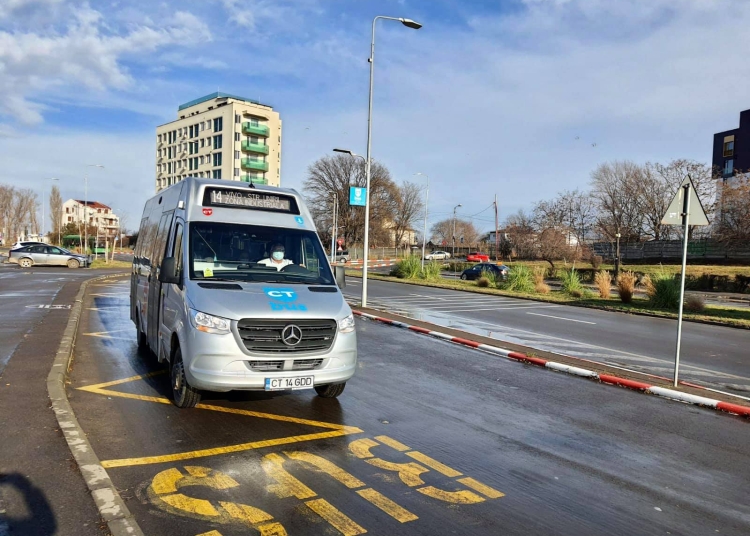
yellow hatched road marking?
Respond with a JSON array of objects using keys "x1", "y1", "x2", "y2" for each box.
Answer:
[
  {"x1": 304, "y1": 498, "x2": 366, "y2": 536},
  {"x1": 102, "y1": 430, "x2": 359, "y2": 468},
  {"x1": 406, "y1": 451, "x2": 462, "y2": 477},
  {"x1": 457, "y1": 477, "x2": 505, "y2": 499},
  {"x1": 356, "y1": 488, "x2": 418, "y2": 523}
]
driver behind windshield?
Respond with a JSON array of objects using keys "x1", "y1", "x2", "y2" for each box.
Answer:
[{"x1": 257, "y1": 243, "x2": 293, "y2": 271}]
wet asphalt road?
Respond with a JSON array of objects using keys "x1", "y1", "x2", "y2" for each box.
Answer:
[
  {"x1": 0, "y1": 262, "x2": 92, "y2": 375},
  {"x1": 342, "y1": 278, "x2": 750, "y2": 394},
  {"x1": 68, "y1": 277, "x2": 750, "y2": 535}
]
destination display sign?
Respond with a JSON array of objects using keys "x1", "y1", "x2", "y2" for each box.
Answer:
[{"x1": 202, "y1": 187, "x2": 299, "y2": 214}]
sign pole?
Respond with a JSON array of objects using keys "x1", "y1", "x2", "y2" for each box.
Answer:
[{"x1": 673, "y1": 183, "x2": 691, "y2": 387}]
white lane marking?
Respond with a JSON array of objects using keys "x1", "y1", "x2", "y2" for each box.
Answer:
[
  {"x1": 419, "y1": 305, "x2": 562, "y2": 312},
  {"x1": 526, "y1": 312, "x2": 596, "y2": 325}
]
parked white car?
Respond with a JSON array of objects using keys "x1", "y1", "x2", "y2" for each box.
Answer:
[{"x1": 424, "y1": 250, "x2": 451, "y2": 260}]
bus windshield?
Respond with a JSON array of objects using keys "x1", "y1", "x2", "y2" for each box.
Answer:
[{"x1": 189, "y1": 221, "x2": 334, "y2": 285}]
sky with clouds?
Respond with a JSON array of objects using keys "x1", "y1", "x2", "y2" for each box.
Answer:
[{"x1": 1, "y1": 0, "x2": 750, "y2": 233}]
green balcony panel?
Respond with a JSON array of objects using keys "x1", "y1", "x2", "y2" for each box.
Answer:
[
  {"x1": 241, "y1": 158, "x2": 269, "y2": 172},
  {"x1": 242, "y1": 122, "x2": 270, "y2": 137},
  {"x1": 241, "y1": 175, "x2": 267, "y2": 184},
  {"x1": 241, "y1": 141, "x2": 269, "y2": 154}
]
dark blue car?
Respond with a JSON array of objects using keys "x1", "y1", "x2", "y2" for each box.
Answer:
[{"x1": 460, "y1": 263, "x2": 509, "y2": 281}]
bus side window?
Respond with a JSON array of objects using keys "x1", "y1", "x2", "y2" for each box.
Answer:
[{"x1": 172, "y1": 222, "x2": 184, "y2": 277}]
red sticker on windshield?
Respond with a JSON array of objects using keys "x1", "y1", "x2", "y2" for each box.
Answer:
[{"x1": 202, "y1": 208, "x2": 213, "y2": 216}]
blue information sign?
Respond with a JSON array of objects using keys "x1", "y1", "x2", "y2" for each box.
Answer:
[{"x1": 349, "y1": 187, "x2": 367, "y2": 206}]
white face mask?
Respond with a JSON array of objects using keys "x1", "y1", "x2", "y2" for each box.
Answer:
[{"x1": 272, "y1": 251, "x2": 284, "y2": 261}]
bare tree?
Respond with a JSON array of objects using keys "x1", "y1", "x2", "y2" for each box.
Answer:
[
  {"x1": 0, "y1": 185, "x2": 38, "y2": 243},
  {"x1": 302, "y1": 154, "x2": 398, "y2": 249},
  {"x1": 590, "y1": 161, "x2": 644, "y2": 241},
  {"x1": 715, "y1": 173, "x2": 750, "y2": 242},
  {"x1": 49, "y1": 185, "x2": 63, "y2": 244},
  {"x1": 390, "y1": 181, "x2": 424, "y2": 248},
  {"x1": 429, "y1": 218, "x2": 480, "y2": 248},
  {"x1": 536, "y1": 228, "x2": 578, "y2": 269},
  {"x1": 504, "y1": 209, "x2": 536, "y2": 259}
]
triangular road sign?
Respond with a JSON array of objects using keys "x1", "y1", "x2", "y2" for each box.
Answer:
[{"x1": 661, "y1": 176, "x2": 709, "y2": 226}]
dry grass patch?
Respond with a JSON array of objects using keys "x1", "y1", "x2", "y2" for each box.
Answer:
[
  {"x1": 685, "y1": 295, "x2": 706, "y2": 313},
  {"x1": 617, "y1": 271, "x2": 637, "y2": 303},
  {"x1": 594, "y1": 270, "x2": 612, "y2": 299}
]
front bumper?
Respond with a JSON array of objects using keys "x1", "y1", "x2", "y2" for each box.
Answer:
[{"x1": 182, "y1": 325, "x2": 358, "y2": 392}]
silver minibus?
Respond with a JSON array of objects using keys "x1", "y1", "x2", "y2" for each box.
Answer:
[{"x1": 130, "y1": 177, "x2": 355, "y2": 407}]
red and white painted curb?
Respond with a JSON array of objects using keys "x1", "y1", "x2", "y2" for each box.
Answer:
[{"x1": 353, "y1": 310, "x2": 750, "y2": 419}]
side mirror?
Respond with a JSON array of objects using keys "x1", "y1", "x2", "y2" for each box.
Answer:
[
  {"x1": 334, "y1": 265, "x2": 346, "y2": 289},
  {"x1": 159, "y1": 257, "x2": 180, "y2": 285}
]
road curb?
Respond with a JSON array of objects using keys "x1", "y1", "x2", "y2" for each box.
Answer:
[
  {"x1": 46, "y1": 274, "x2": 145, "y2": 536},
  {"x1": 353, "y1": 310, "x2": 750, "y2": 420}
]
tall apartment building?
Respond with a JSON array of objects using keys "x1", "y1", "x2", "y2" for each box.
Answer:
[
  {"x1": 155, "y1": 92, "x2": 281, "y2": 192},
  {"x1": 712, "y1": 108, "x2": 750, "y2": 182},
  {"x1": 62, "y1": 199, "x2": 120, "y2": 237}
]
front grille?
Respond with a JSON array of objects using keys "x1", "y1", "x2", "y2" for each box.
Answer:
[
  {"x1": 237, "y1": 319, "x2": 337, "y2": 353},
  {"x1": 247, "y1": 361, "x2": 283, "y2": 372}
]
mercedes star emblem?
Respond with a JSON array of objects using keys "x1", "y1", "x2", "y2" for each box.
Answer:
[{"x1": 281, "y1": 324, "x2": 302, "y2": 346}]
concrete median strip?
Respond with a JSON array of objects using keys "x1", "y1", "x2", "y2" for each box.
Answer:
[
  {"x1": 46, "y1": 273, "x2": 144, "y2": 536},
  {"x1": 353, "y1": 310, "x2": 750, "y2": 420}
]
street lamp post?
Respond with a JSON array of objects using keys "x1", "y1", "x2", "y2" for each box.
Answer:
[
  {"x1": 452, "y1": 204, "x2": 462, "y2": 259},
  {"x1": 415, "y1": 173, "x2": 429, "y2": 270},
  {"x1": 357, "y1": 15, "x2": 422, "y2": 308},
  {"x1": 614, "y1": 231, "x2": 622, "y2": 278},
  {"x1": 42, "y1": 177, "x2": 58, "y2": 243},
  {"x1": 85, "y1": 164, "x2": 104, "y2": 259}
]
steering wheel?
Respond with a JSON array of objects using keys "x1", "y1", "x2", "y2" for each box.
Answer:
[{"x1": 280, "y1": 264, "x2": 309, "y2": 274}]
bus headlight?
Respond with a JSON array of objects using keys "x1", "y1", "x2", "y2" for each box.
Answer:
[
  {"x1": 190, "y1": 309, "x2": 231, "y2": 334},
  {"x1": 338, "y1": 314, "x2": 355, "y2": 334}
]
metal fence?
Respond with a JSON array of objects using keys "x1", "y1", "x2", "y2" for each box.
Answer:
[{"x1": 592, "y1": 239, "x2": 750, "y2": 263}]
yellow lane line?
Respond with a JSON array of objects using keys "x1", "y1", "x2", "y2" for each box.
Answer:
[
  {"x1": 76, "y1": 387, "x2": 172, "y2": 405},
  {"x1": 406, "y1": 451, "x2": 462, "y2": 478},
  {"x1": 196, "y1": 403, "x2": 363, "y2": 432},
  {"x1": 101, "y1": 430, "x2": 359, "y2": 468},
  {"x1": 356, "y1": 488, "x2": 418, "y2": 523},
  {"x1": 456, "y1": 477, "x2": 505, "y2": 499},
  {"x1": 304, "y1": 498, "x2": 366, "y2": 536},
  {"x1": 373, "y1": 435, "x2": 410, "y2": 452},
  {"x1": 77, "y1": 371, "x2": 166, "y2": 390}
]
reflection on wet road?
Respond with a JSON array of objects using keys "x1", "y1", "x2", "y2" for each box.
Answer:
[
  {"x1": 68, "y1": 277, "x2": 750, "y2": 535},
  {"x1": 343, "y1": 278, "x2": 750, "y2": 394}
]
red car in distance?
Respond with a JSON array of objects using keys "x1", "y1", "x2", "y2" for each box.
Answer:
[{"x1": 466, "y1": 252, "x2": 490, "y2": 262}]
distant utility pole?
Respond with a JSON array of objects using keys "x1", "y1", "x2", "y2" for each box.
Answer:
[{"x1": 494, "y1": 194, "x2": 499, "y2": 261}]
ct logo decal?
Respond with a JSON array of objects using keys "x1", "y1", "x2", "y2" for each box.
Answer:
[{"x1": 264, "y1": 288, "x2": 297, "y2": 302}]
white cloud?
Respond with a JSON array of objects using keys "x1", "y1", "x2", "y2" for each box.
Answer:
[
  {"x1": 219, "y1": 0, "x2": 321, "y2": 31},
  {"x1": 0, "y1": 4, "x2": 211, "y2": 125}
]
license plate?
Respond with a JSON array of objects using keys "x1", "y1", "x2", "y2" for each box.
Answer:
[{"x1": 265, "y1": 376, "x2": 314, "y2": 391}]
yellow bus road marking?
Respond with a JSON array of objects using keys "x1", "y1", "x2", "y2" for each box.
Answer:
[
  {"x1": 80, "y1": 373, "x2": 364, "y2": 468},
  {"x1": 196, "y1": 531, "x2": 223, "y2": 536},
  {"x1": 348, "y1": 438, "x2": 378, "y2": 459},
  {"x1": 78, "y1": 371, "x2": 166, "y2": 390},
  {"x1": 304, "y1": 498, "x2": 366, "y2": 536},
  {"x1": 373, "y1": 435, "x2": 409, "y2": 452},
  {"x1": 416, "y1": 486, "x2": 484, "y2": 504},
  {"x1": 406, "y1": 451, "x2": 463, "y2": 478},
  {"x1": 263, "y1": 452, "x2": 317, "y2": 500},
  {"x1": 356, "y1": 488, "x2": 418, "y2": 523},
  {"x1": 285, "y1": 451, "x2": 366, "y2": 489},
  {"x1": 457, "y1": 477, "x2": 505, "y2": 499},
  {"x1": 102, "y1": 430, "x2": 360, "y2": 468}
]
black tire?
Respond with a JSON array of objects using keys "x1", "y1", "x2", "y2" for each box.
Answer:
[
  {"x1": 314, "y1": 382, "x2": 346, "y2": 398},
  {"x1": 171, "y1": 347, "x2": 201, "y2": 408},
  {"x1": 67, "y1": 259, "x2": 80, "y2": 269},
  {"x1": 19, "y1": 258, "x2": 33, "y2": 268},
  {"x1": 136, "y1": 314, "x2": 148, "y2": 352},
  {"x1": 460, "y1": 274, "x2": 467, "y2": 280}
]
